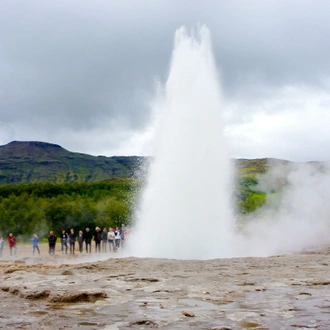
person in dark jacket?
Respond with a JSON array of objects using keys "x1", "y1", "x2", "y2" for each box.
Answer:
[
  {"x1": 60, "y1": 229, "x2": 68, "y2": 254},
  {"x1": 84, "y1": 228, "x2": 92, "y2": 253},
  {"x1": 47, "y1": 231, "x2": 57, "y2": 255},
  {"x1": 78, "y1": 230, "x2": 84, "y2": 253},
  {"x1": 101, "y1": 227, "x2": 108, "y2": 253},
  {"x1": 69, "y1": 228, "x2": 76, "y2": 254},
  {"x1": 94, "y1": 227, "x2": 101, "y2": 253}
]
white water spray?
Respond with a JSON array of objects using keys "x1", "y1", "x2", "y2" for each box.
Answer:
[{"x1": 128, "y1": 26, "x2": 234, "y2": 259}]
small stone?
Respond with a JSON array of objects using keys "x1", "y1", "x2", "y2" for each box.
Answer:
[{"x1": 182, "y1": 310, "x2": 195, "y2": 317}]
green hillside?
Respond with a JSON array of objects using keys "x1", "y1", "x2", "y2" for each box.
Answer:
[
  {"x1": 0, "y1": 141, "x2": 294, "y2": 219},
  {"x1": 0, "y1": 141, "x2": 291, "y2": 185},
  {"x1": 2, "y1": 140, "x2": 326, "y2": 238},
  {"x1": 0, "y1": 141, "x2": 145, "y2": 184}
]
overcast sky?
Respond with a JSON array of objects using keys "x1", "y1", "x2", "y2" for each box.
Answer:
[{"x1": 1, "y1": 0, "x2": 330, "y2": 161}]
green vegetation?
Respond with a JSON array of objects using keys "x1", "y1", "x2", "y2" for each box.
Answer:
[
  {"x1": 0, "y1": 141, "x2": 297, "y2": 239},
  {"x1": 234, "y1": 158, "x2": 269, "y2": 176},
  {"x1": 0, "y1": 173, "x2": 267, "y2": 240},
  {"x1": 235, "y1": 175, "x2": 266, "y2": 214},
  {"x1": 0, "y1": 179, "x2": 140, "y2": 240}
]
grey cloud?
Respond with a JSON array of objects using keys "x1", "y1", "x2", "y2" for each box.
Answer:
[
  {"x1": 1, "y1": 0, "x2": 330, "y2": 157},
  {"x1": 1, "y1": 1, "x2": 171, "y2": 130}
]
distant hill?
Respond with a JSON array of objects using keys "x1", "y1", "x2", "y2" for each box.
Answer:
[
  {"x1": 1, "y1": 140, "x2": 325, "y2": 186},
  {"x1": 233, "y1": 157, "x2": 292, "y2": 175},
  {"x1": 0, "y1": 141, "x2": 145, "y2": 184}
]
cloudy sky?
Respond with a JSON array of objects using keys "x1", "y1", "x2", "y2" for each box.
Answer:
[{"x1": 1, "y1": 0, "x2": 330, "y2": 161}]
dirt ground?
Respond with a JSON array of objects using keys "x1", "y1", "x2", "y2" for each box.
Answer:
[
  {"x1": 1, "y1": 244, "x2": 330, "y2": 329},
  {"x1": 2, "y1": 243, "x2": 50, "y2": 258},
  {"x1": 1, "y1": 242, "x2": 120, "y2": 259}
]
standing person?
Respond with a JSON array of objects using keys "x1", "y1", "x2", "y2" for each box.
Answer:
[
  {"x1": 101, "y1": 227, "x2": 108, "y2": 253},
  {"x1": 107, "y1": 228, "x2": 115, "y2": 252},
  {"x1": 114, "y1": 227, "x2": 121, "y2": 251},
  {"x1": 31, "y1": 234, "x2": 40, "y2": 256},
  {"x1": 69, "y1": 228, "x2": 76, "y2": 254},
  {"x1": 78, "y1": 230, "x2": 84, "y2": 253},
  {"x1": 7, "y1": 233, "x2": 17, "y2": 256},
  {"x1": 94, "y1": 227, "x2": 101, "y2": 253},
  {"x1": 48, "y1": 231, "x2": 57, "y2": 255},
  {"x1": 60, "y1": 230, "x2": 68, "y2": 254},
  {"x1": 0, "y1": 237, "x2": 4, "y2": 257},
  {"x1": 84, "y1": 228, "x2": 92, "y2": 253},
  {"x1": 120, "y1": 224, "x2": 127, "y2": 248}
]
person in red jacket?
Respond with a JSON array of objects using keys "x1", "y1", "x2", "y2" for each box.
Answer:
[{"x1": 7, "y1": 233, "x2": 17, "y2": 256}]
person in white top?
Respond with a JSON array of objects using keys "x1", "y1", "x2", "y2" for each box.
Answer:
[
  {"x1": 107, "y1": 228, "x2": 115, "y2": 252},
  {"x1": 0, "y1": 237, "x2": 4, "y2": 257}
]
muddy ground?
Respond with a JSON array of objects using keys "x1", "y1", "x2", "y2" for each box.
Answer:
[{"x1": 0, "y1": 244, "x2": 330, "y2": 329}]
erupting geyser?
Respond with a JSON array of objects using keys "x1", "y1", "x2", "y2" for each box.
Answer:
[{"x1": 129, "y1": 26, "x2": 235, "y2": 259}]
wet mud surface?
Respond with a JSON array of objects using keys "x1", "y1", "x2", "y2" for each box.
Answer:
[{"x1": 1, "y1": 245, "x2": 330, "y2": 329}]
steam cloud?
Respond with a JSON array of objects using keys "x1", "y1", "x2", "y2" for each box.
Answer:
[{"x1": 235, "y1": 161, "x2": 330, "y2": 256}]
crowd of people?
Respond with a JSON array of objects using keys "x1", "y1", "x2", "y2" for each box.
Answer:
[
  {"x1": 0, "y1": 224, "x2": 128, "y2": 257},
  {"x1": 47, "y1": 225, "x2": 127, "y2": 255}
]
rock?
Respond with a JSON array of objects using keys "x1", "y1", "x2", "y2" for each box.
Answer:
[
  {"x1": 24, "y1": 289, "x2": 51, "y2": 299},
  {"x1": 50, "y1": 290, "x2": 107, "y2": 303},
  {"x1": 61, "y1": 270, "x2": 74, "y2": 275},
  {"x1": 128, "y1": 319, "x2": 157, "y2": 327},
  {"x1": 182, "y1": 310, "x2": 195, "y2": 317}
]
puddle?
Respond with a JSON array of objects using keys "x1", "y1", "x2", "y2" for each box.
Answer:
[
  {"x1": 221, "y1": 301, "x2": 250, "y2": 310},
  {"x1": 78, "y1": 321, "x2": 100, "y2": 326},
  {"x1": 29, "y1": 310, "x2": 48, "y2": 315},
  {"x1": 178, "y1": 298, "x2": 220, "y2": 309},
  {"x1": 239, "y1": 320, "x2": 262, "y2": 328}
]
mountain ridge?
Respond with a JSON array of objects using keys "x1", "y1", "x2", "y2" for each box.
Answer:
[
  {"x1": 0, "y1": 140, "x2": 325, "y2": 185},
  {"x1": 0, "y1": 141, "x2": 145, "y2": 184}
]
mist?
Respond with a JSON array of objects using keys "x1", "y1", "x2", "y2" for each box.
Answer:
[{"x1": 235, "y1": 160, "x2": 330, "y2": 256}]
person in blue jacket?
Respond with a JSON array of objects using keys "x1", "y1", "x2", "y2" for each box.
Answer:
[{"x1": 32, "y1": 234, "x2": 40, "y2": 256}]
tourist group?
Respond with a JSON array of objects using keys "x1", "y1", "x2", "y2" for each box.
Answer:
[
  {"x1": 0, "y1": 224, "x2": 127, "y2": 257},
  {"x1": 48, "y1": 225, "x2": 127, "y2": 255}
]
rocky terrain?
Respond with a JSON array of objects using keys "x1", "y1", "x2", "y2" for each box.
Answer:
[{"x1": 1, "y1": 245, "x2": 330, "y2": 329}]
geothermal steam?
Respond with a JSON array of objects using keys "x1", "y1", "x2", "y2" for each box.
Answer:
[
  {"x1": 128, "y1": 26, "x2": 234, "y2": 259},
  {"x1": 235, "y1": 161, "x2": 330, "y2": 256}
]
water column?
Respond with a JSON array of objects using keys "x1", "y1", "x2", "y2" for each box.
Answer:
[{"x1": 129, "y1": 26, "x2": 234, "y2": 259}]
